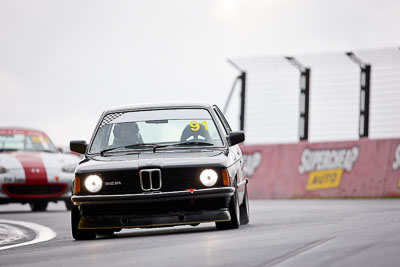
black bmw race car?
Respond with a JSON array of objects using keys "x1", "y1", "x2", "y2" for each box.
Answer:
[{"x1": 70, "y1": 103, "x2": 249, "y2": 240}]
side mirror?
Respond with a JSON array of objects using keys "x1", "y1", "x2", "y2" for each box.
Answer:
[
  {"x1": 227, "y1": 131, "x2": 245, "y2": 146},
  {"x1": 70, "y1": 140, "x2": 87, "y2": 154}
]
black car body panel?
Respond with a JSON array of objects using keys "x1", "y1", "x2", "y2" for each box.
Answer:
[
  {"x1": 70, "y1": 103, "x2": 248, "y2": 238},
  {"x1": 77, "y1": 150, "x2": 228, "y2": 173}
]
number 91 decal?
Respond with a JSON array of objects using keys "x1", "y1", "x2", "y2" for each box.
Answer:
[{"x1": 190, "y1": 121, "x2": 208, "y2": 131}]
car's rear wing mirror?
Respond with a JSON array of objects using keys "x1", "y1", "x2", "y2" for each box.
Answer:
[
  {"x1": 70, "y1": 140, "x2": 88, "y2": 154},
  {"x1": 227, "y1": 131, "x2": 245, "y2": 146}
]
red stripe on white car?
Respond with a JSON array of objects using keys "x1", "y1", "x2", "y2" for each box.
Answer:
[{"x1": 13, "y1": 152, "x2": 48, "y2": 185}]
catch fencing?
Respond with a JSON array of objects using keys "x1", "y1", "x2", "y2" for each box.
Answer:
[
  {"x1": 225, "y1": 47, "x2": 400, "y2": 144},
  {"x1": 225, "y1": 47, "x2": 400, "y2": 198}
]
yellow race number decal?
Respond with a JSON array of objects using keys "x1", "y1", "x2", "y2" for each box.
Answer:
[
  {"x1": 190, "y1": 121, "x2": 208, "y2": 131},
  {"x1": 31, "y1": 136, "x2": 41, "y2": 143},
  {"x1": 31, "y1": 136, "x2": 50, "y2": 143},
  {"x1": 190, "y1": 121, "x2": 200, "y2": 131},
  {"x1": 201, "y1": 121, "x2": 208, "y2": 131}
]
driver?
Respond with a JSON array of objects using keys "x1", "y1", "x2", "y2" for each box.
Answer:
[{"x1": 112, "y1": 122, "x2": 143, "y2": 146}]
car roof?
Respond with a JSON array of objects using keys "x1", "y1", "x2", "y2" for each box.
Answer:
[
  {"x1": 0, "y1": 126, "x2": 45, "y2": 133},
  {"x1": 104, "y1": 102, "x2": 213, "y2": 113}
]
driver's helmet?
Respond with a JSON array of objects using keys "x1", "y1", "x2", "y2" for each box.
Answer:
[{"x1": 113, "y1": 122, "x2": 140, "y2": 146}]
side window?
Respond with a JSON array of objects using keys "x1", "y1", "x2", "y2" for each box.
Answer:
[
  {"x1": 90, "y1": 124, "x2": 112, "y2": 153},
  {"x1": 213, "y1": 106, "x2": 232, "y2": 133}
]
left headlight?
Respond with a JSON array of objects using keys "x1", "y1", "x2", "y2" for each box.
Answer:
[
  {"x1": 84, "y1": 175, "x2": 103, "y2": 193},
  {"x1": 0, "y1": 166, "x2": 7, "y2": 174},
  {"x1": 62, "y1": 164, "x2": 76, "y2": 173},
  {"x1": 200, "y1": 169, "x2": 218, "y2": 187}
]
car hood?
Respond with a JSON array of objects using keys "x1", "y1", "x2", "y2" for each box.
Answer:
[
  {"x1": 0, "y1": 151, "x2": 80, "y2": 170},
  {"x1": 76, "y1": 150, "x2": 228, "y2": 173}
]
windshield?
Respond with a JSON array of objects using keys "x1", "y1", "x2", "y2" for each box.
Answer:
[
  {"x1": 0, "y1": 129, "x2": 58, "y2": 152},
  {"x1": 89, "y1": 108, "x2": 224, "y2": 154}
]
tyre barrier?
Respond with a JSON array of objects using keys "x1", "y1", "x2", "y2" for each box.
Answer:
[{"x1": 241, "y1": 138, "x2": 400, "y2": 198}]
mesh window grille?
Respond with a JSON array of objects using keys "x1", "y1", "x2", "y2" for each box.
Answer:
[{"x1": 100, "y1": 112, "x2": 124, "y2": 128}]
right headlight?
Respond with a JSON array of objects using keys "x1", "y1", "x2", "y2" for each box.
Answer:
[
  {"x1": 84, "y1": 175, "x2": 103, "y2": 193},
  {"x1": 200, "y1": 169, "x2": 218, "y2": 187}
]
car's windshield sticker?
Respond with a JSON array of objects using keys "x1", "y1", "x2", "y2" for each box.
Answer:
[
  {"x1": 100, "y1": 113, "x2": 124, "y2": 128},
  {"x1": 190, "y1": 121, "x2": 209, "y2": 131}
]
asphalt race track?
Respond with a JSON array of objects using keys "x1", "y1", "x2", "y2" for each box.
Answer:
[{"x1": 1, "y1": 199, "x2": 400, "y2": 267}]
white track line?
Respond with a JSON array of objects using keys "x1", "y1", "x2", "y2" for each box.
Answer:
[{"x1": 0, "y1": 219, "x2": 56, "y2": 251}]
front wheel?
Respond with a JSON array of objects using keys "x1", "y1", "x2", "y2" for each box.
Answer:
[
  {"x1": 71, "y1": 205, "x2": 96, "y2": 240},
  {"x1": 239, "y1": 185, "x2": 250, "y2": 225},
  {"x1": 216, "y1": 183, "x2": 240, "y2": 230},
  {"x1": 65, "y1": 199, "x2": 73, "y2": 211},
  {"x1": 29, "y1": 201, "x2": 48, "y2": 212}
]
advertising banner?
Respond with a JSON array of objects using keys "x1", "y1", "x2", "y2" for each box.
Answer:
[{"x1": 242, "y1": 138, "x2": 400, "y2": 198}]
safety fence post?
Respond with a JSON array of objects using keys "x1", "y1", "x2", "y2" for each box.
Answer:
[
  {"x1": 346, "y1": 52, "x2": 371, "y2": 138},
  {"x1": 286, "y1": 57, "x2": 310, "y2": 141},
  {"x1": 226, "y1": 60, "x2": 247, "y2": 131}
]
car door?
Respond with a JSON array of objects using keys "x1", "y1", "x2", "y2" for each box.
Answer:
[{"x1": 212, "y1": 106, "x2": 245, "y2": 203}]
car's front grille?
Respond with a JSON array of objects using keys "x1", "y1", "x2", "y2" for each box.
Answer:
[
  {"x1": 161, "y1": 168, "x2": 223, "y2": 191},
  {"x1": 3, "y1": 184, "x2": 68, "y2": 197},
  {"x1": 79, "y1": 167, "x2": 225, "y2": 195}
]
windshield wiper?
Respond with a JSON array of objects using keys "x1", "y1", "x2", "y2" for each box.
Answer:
[
  {"x1": 100, "y1": 142, "x2": 215, "y2": 156},
  {"x1": 0, "y1": 148, "x2": 19, "y2": 152},
  {"x1": 39, "y1": 149, "x2": 57, "y2": 153},
  {"x1": 171, "y1": 141, "x2": 215, "y2": 147},
  {"x1": 148, "y1": 142, "x2": 215, "y2": 152},
  {"x1": 100, "y1": 143, "x2": 158, "y2": 156}
]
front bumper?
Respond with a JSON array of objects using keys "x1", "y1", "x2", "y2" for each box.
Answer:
[
  {"x1": 72, "y1": 187, "x2": 235, "y2": 229},
  {"x1": 71, "y1": 187, "x2": 235, "y2": 205},
  {"x1": 0, "y1": 196, "x2": 71, "y2": 204},
  {"x1": 79, "y1": 209, "x2": 231, "y2": 229},
  {"x1": 0, "y1": 183, "x2": 71, "y2": 204}
]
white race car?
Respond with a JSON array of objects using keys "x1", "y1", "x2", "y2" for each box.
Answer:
[{"x1": 0, "y1": 128, "x2": 80, "y2": 211}]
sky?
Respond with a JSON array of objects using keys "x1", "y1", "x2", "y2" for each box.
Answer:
[{"x1": 1, "y1": 0, "x2": 400, "y2": 146}]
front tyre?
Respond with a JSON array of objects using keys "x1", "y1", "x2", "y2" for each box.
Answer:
[
  {"x1": 71, "y1": 205, "x2": 96, "y2": 240},
  {"x1": 216, "y1": 182, "x2": 240, "y2": 230},
  {"x1": 65, "y1": 199, "x2": 73, "y2": 211},
  {"x1": 96, "y1": 229, "x2": 115, "y2": 236},
  {"x1": 29, "y1": 201, "x2": 48, "y2": 212},
  {"x1": 239, "y1": 184, "x2": 250, "y2": 225}
]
